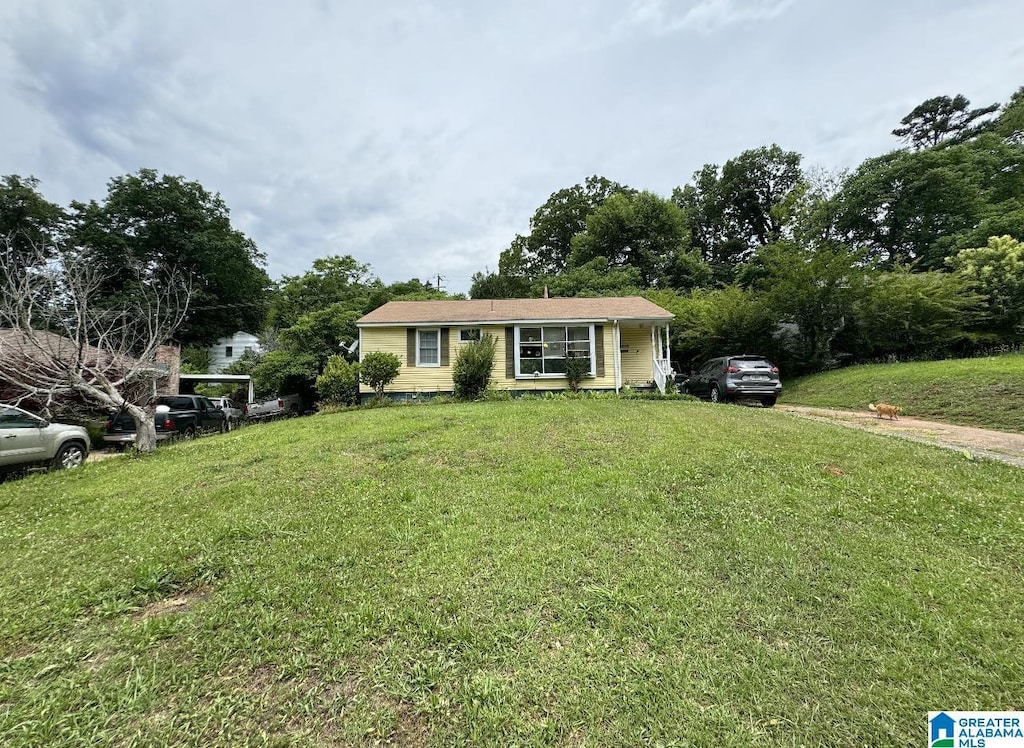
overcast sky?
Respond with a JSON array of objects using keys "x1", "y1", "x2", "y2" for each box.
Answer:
[{"x1": 2, "y1": 0, "x2": 1022, "y2": 293}]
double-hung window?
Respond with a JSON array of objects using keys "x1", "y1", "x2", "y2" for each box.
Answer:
[
  {"x1": 516, "y1": 325, "x2": 593, "y2": 377},
  {"x1": 417, "y1": 328, "x2": 440, "y2": 366}
]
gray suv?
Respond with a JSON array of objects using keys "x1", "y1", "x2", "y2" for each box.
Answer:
[
  {"x1": 0, "y1": 405, "x2": 90, "y2": 476},
  {"x1": 684, "y1": 355, "x2": 782, "y2": 407}
]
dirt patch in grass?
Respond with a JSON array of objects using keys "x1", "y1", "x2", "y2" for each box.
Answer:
[
  {"x1": 136, "y1": 588, "x2": 210, "y2": 620},
  {"x1": 2, "y1": 644, "x2": 37, "y2": 662},
  {"x1": 82, "y1": 649, "x2": 116, "y2": 672}
]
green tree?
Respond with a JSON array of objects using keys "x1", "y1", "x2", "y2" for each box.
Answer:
[
  {"x1": 992, "y1": 86, "x2": 1024, "y2": 145},
  {"x1": 790, "y1": 167, "x2": 849, "y2": 249},
  {"x1": 250, "y1": 350, "x2": 319, "y2": 401},
  {"x1": 569, "y1": 191, "x2": 688, "y2": 287},
  {"x1": 363, "y1": 278, "x2": 453, "y2": 310},
  {"x1": 673, "y1": 145, "x2": 805, "y2": 279},
  {"x1": 360, "y1": 352, "x2": 402, "y2": 399},
  {"x1": 744, "y1": 241, "x2": 863, "y2": 372},
  {"x1": 498, "y1": 176, "x2": 631, "y2": 278},
  {"x1": 269, "y1": 259, "x2": 451, "y2": 341},
  {"x1": 278, "y1": 304, "x2": 362, "y2": 369},
  {"x1": 893, "y1": 94, "x2": 999, "y2": 150},
  {"x1": 948, "y1": 235, "x2": 1024, "y2": 338},
  {"x1": 833, "y1": 138, "x2": 1022, "y2": 270},
  {"x1": 719, "y1": 145, "x2": 804, "y2": 249},
  {"x1": 70, "y1": 169, "x2": 271, "y2": 346},
  {"x1": 468, "y1": 271, "x2": 532, "y2": 299},
  {"x1": 673, "y1": 164, "x2": 735, "y2": 269},
  {"x1": 267, "y1": 255, "x2": 372, "y2": 329},
  {"x1": 451, "y1": 334, "x2": 497, "y2": 400},
  {"x1": 841, "y1": 268, "x2": 987, "y2": 359},
  {"x1": 0, "y1": 175, "x2": 65, "y2": 279},
  {"x1": 223, "y1": 350, "x2": 260, "y2": 377},
  {"x1": 538, "y1": 258, "x2": 643, "y2": 297},
  {"x1": 180, "y1": 346, "x2": 213, "y2": 374},
  {"x1": 651, "y1": 286, "x2": 778, "y2": 370},
  {"x1": 470, "y1": 259, "x2": 648, "y2": 300}
]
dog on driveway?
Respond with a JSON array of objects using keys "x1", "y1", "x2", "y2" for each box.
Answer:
[{"x1": 868, "y1": 403, "x2": 902, "y2": 420}]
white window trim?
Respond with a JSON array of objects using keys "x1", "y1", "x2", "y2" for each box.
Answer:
[
  {"x1": 513, "y1": 324, "x2": 596, "y2": 379},
  {"x1": 416, "y1": 327, "x2": 441, "y2": 367},
  {"x1": 459, "y1": 327, "x2": 481, "y2": 343}
]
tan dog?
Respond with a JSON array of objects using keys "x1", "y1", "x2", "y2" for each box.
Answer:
[{"x1": 868, "y1": 403, "x2": 902, "y2": 420}]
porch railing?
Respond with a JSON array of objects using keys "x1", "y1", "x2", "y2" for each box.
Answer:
[{"x1": 653, "y1": 358, "x2": 671, "y2": 395}]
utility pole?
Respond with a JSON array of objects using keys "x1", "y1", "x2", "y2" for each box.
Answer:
[{"x1": 435, "y1": 274, "x2": 445, "y2": 293}]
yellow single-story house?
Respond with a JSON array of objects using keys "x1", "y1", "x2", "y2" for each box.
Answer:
[{"x1": 355, "y1": 296, "x2": 674, "y2": 399}]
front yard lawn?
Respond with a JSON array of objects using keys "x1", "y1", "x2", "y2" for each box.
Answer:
[{"x1": 1, "y1": 399, "x2": 1022, "y2": 745}]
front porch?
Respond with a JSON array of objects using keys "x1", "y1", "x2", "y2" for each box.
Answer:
[{"x1": 615, "y1": 321, "x2": 672, "y2": 394}]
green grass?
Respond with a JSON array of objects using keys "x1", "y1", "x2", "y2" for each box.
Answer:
[
  {"x1": 782, "y1": 353, "x2": 1024, "y2": 432},
  {"x1": 1, "y1": 399, "x2": 1023, "y2": 745}
]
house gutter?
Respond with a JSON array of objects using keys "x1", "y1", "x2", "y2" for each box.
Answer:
[
  {"x1": 356, "y1": 316, "x2": 672, "y2": 328},
  {"x1": 357, "y1": 327, "x2": 364, "y2": 398}
]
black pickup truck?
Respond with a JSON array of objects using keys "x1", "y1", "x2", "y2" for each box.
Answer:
[{"x1": 103, "y1": 395, "x2": 227, "y2": 447}]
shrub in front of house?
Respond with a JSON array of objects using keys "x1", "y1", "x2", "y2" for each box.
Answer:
[
  {"x1": 316, "y1": 356, "x2": 361, "y2": 406},
  {"x1": 452, "y1": 334, "x2": 498, "y2": 400},
  {"x1": 360, "y1": 352, "x2": 402, "y2": 399},
  {"x1": 564, "y1": 354, "x2": 591, "y2": 392}
]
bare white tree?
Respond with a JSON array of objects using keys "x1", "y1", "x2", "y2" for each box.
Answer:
[{"x1": 0, "y1": 238, "x2": 192, "y2": 452}]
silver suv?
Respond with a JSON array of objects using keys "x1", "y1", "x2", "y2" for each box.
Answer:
[
  {"x1": 684, "y1": 355, "x2": 782, "y2": 407},
  {"x1": 209, "y1": 397, "x2": 244, "y2": 430},
  {"x1": 0, "y1": 405, "x2": 90, "y2": 476}
]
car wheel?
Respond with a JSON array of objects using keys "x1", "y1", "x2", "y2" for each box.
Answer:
[
  {"x1": 221, "y1": 418, "x2": 230, "y2": 433},
  {"x1": 290, "y1": 404, "x2": 300, "y2": 417},
  {"x1": 762, "y1": 397, "x2": 777, "y2": 408},
  {"x1": 52, "y1": 441, "x2": 87, "y2": 470},
  {"x1": 710, "y1": 384, "x2": 724, "y2": 403},
  {"x1": 182, "y1": 426, "x2": 197, "y2": 441}
]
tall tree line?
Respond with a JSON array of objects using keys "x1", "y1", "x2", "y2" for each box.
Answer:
[
  {"x1": 1, "y1": 169, "x2": 272, "y2": 348},
  {"x1": 0, "y1": 169, "x2": 462, "y2": 407},
  {"x1": 472, "y1": 87, "x2": 1024, "y2": 374}
]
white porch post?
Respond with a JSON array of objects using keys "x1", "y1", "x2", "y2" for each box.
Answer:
[
  {"x1": 613, "y1": 321, "x2": 622, "y2": 392},
  {"x1": 650, "y1": 323, "x2": 672, "y2": 394}
]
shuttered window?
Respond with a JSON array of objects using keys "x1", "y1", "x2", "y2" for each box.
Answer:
[{"x1": 417, "y1": 328, "x2": 441, "y2": 366}]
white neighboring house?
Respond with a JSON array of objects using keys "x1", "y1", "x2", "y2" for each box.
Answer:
[{"x1": 208, "y1": 331, "x2": 262, "y2": 373}]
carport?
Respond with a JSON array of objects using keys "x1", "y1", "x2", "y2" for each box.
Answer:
[{"x1": 178, "y1": 374, "x2": 254, "y2": 403}]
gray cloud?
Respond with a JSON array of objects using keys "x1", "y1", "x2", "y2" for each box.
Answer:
[
  {"x1": 625, "y1": 0, "x2": 798, "y2": 34},
  {"x1": 2, "y1": 0, "x2": 1023, "y2": 293}
]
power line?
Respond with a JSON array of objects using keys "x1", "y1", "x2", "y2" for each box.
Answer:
[{"x1": 184, "y1": 284, "x2": 469, "y2": 314}]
